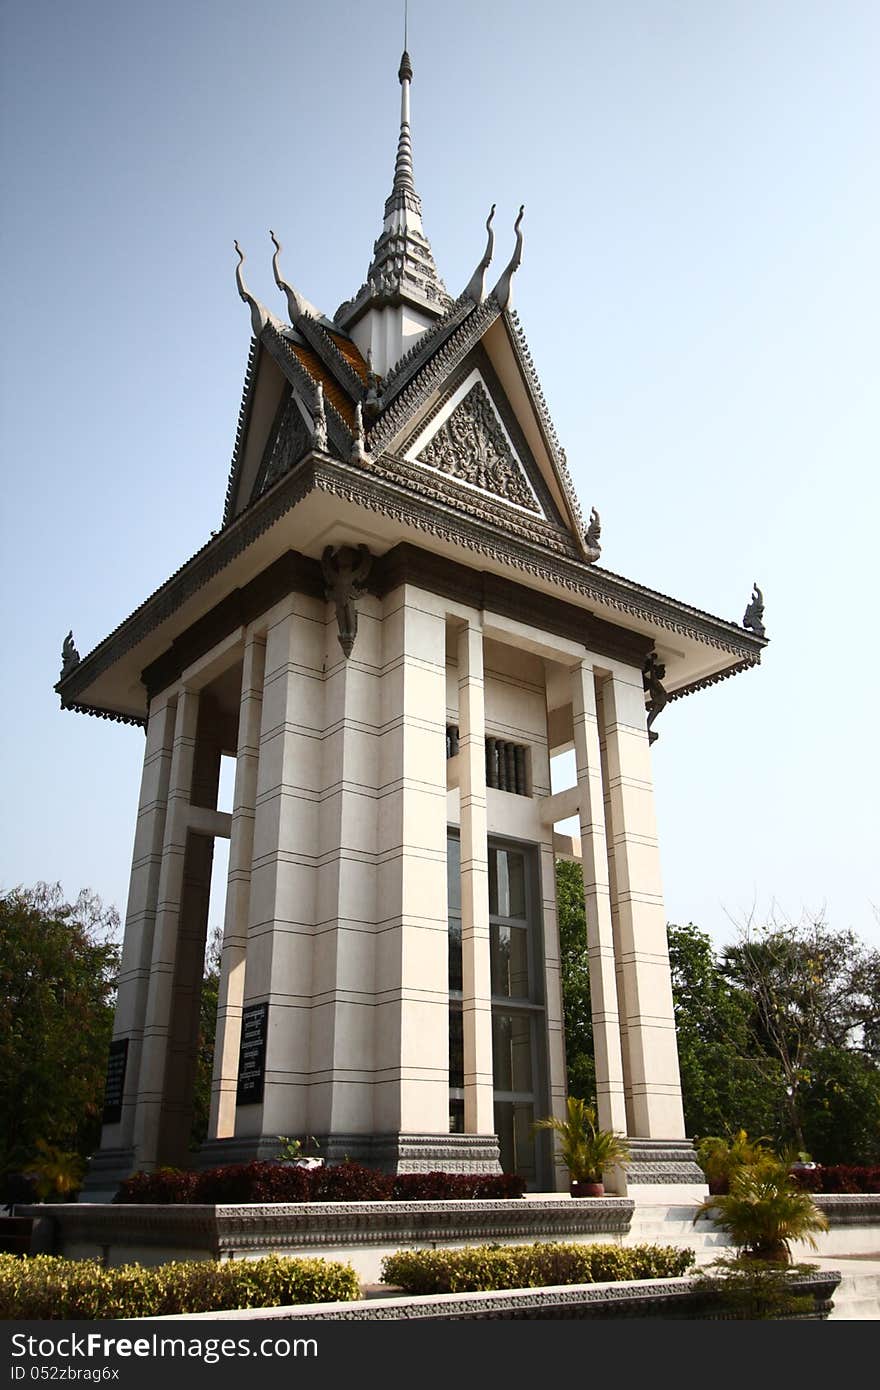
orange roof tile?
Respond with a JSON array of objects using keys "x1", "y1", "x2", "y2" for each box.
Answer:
[
  {"x1": 327, "y1": 331, "x2": 369, "y2": 382},
  {"x1": 290, "y1": 343, "x2": 356, "y2": 428}
]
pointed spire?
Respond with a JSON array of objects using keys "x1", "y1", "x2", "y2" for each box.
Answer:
[
  {"x1": 334, "y1": 44, "x2": 451, "y2": 348},
  {"x1": 388, "y1": 50, "x2": 416, "y2": 208}
]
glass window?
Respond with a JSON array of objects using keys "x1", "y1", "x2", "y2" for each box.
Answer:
[
  {"x1": 494, "y1": 1101, "x2": 537, "y2": 1187},
  {"x1": 448, "y1": 917, "x2": 462, "y2": 993},
  {"x1": 446, "y1": 835, "x2": 461, "y2": 912},
  {"x1": 490, "y1": 922, "x2": 530, "y2": 999},
  {"x1": 492, "y1": 1011, "x2": 533, "y2": 1094},
  {"x1": 449, "y1": 1006, "x2": 463, "y2": 1090},
  {"x1": 488, "y1": 849, "x2": 526, "y2": 918}
]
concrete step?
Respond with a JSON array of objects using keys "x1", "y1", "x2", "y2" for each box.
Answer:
[{"x1": 820, "y1": 1261, "x2": 880, "y2": 1321}]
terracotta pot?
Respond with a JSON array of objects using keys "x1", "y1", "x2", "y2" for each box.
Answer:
[{"x1": 570, "y1": 1180, "x2": 604, "y2": 1198}]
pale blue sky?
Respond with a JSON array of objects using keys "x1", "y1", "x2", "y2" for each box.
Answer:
[{"x1": 2, "y1": 0, "x2": 878, "y2": 948}]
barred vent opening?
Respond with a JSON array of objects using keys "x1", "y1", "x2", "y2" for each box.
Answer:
[{"x1": 445, "y1": 725, "x2": 530, "y2": 797}]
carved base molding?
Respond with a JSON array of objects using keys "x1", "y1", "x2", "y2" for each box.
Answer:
[
  {"x1": 198, "y1": 1132, "x2": 502, "y2": 1176},
  {"x1": 624, "y1": 1138, "x2": 707, "y2": 1187}
]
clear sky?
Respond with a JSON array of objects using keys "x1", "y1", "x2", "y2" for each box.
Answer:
[{"x1": 2, "y1": 0, "x2": 878, "y2": 950}]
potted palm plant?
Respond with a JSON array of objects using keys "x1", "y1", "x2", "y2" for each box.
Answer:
[
  {"x1": 694, "y1": 1154, "x2": 829, "y2": 1263},
  {"x1": 534, "y1": 1096, "x2": 630, "y2": 1197}
]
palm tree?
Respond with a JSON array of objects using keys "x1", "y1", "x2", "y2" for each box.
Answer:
[
  {"x1": 534, "y1": 1096, "x2": 630, "y2": 1187},
  {"x1": 695, "y1": 1155, "x2": 828, "y2": 1263}
]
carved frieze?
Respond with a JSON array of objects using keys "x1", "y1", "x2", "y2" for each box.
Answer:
[{"x1": 416, "y1": 380, "x2": 539, "y2": 513}]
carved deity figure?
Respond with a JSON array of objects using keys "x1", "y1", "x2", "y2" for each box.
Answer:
[
  {"x1": 642, "y1": 651, "x2": 668, "y2": 746},
  {"x1": 321, "y1": 544, "x2": 372, "y2": 658},
  {"x1": 312, "y1": 381, "x2": 328, "y2": 453}
]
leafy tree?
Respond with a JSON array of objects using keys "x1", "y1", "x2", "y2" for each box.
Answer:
[
  {"x1": 0, "y1": 884, "x2": 119, "y2": 1183},
  {"x1": 721, "y1": 916, "x2": 880, "y2": 1151},
  {"x1": 668, "y1": 922, "x2": 785, "y2": 1142},
  {"x1": 799, "y1": 1046, "x2": 880, "y2": 1165},
  {"x1": 555, "y1": 858, "x2": 595, "y2": 1102},
  {"x1": 190, "y1": 926, "x2": 222, "y2": 1149}
]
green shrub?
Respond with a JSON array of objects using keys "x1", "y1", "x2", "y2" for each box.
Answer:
[
  {"x1": 0, "y1": 1252, "x2": 359, "y2": 1320},
  {"x1": 381, "y1": 1242, "x2": 695, "y2": 1294}
]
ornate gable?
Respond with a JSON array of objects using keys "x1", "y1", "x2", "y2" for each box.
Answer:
[
  {"x1": 411, "y1": 376, "x2": 542, "y2": 515},
  {"x1": 251, "y1": 390, "x2": 313, "y2": 502}
]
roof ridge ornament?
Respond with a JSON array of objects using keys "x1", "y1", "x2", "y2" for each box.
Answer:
[
  {"x1": 269, "y1": 230, "x2": 310, "y2": 323},
  {"x1": 60, "y1": 630, "x2": 80, "y2": 680},
  {"x1": 464, "y1": 205, "x2": 496, "y2": 303},
  {"x1": 491, "y1": 206, "x2": 524, "y2": 311},
  {"x1": 584, "y1": 507, "x2": 601, "y2": 561},
  {"x1": 742, "y1": 583, "x2": 766, "y2": 638},
  {"x1": 234, "y1": 242, "x2": 270, "y2": 335}
]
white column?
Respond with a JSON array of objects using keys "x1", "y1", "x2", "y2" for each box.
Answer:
[
  {"x1": 102, "y1": 694, "x2": 175, "y2": 1153},
  {"x1": 132, "y1": 687, "x2": 199, "y2": 1167},
  {"x1": 236, "y1": 597, "x2": 324, "y2": 1139},
  {"x1": 571, "y1": 661, "x2": 628, "y2": 1135},
  {"x1": 373, "y1": 584, "x2": 449, "y2": 1135},
  {"x1": 599, "y1": 668, "x2": 686, "y2": 1138},
  {"x1": 208, "y1": 633, "x2": 265, "y2": 1139},
  {"x1": 457, "y1": 620, "x2": 495, "y2": 1135},
  {"x1": 309, "y1": 595, "x2": 381, "y2": 1136}
]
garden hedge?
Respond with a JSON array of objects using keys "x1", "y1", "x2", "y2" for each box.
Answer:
[
  {"x1": 791, "y1": 1165, "x2": 880, "y2": 1194},
  {"x1": 0, "y1": 1253, "x2": 359, "y2": 1320},
  {"x1": 114, "y1": 1163, "x2": 526, "y2": 1205},
  {"x1": 381, "y1": 1242, "x2": 696, "y2": 1294}
]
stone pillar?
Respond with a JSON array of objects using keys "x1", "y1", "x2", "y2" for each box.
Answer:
[
  {"x1": 132, "y1": 688, "x2": 200, "y2": 1168},
  {"x1": 571, "y1": 661, "x2": 628, "y2": 1136},
  {"x1": 235, "y1": 597, "x2": 324, "y2": 1140},
  {"x1": 92, "y1": 694, "x2": 176, "y2": 1174},
  {"x1": 598, "y1": 667, "x2": 685, "y2": 1138},
  {"x1": 209, "y1": 634, "x2": 265, "y2": 1139},
  {"x1": 308, "y1": 595, "x2": 381, "y2": 1138},
  {"x1": 373, "y1": 585, "x2": 449, "y2": 1138},
  {"x1": 456, "y1": 620, "x2": 495, "y2": 1134}
]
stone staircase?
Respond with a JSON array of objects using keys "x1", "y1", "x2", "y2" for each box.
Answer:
[{"x1": 624, "y1": 1201, "x2": 880, "y2": 1319}]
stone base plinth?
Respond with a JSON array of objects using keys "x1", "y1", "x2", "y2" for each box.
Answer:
[
  {"x1": 82, "y1": 1148, "x2": 137, "y2": 1203},
  {"x1": 199, "y1": 1132, "x2": 502, "y2": 1175},
  {"x1": 622, "y1": 1139, "x2": 707, "y2": 1195}
]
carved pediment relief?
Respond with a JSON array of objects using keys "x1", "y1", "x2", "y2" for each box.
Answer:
[
  {"x1": 253, "y1": 392, "x2": 312, "y2": 501},
  {"x1": 414, "y1": 378, "x2": 541, "y2": 514}
]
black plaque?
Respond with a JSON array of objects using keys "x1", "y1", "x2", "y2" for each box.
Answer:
[
  {"x1": 236, "y1": 1002, "x2": 269, "y2": 1105},
  {"x1": 102, "y1": 1038, "x2": 129, "y2": 1124}
]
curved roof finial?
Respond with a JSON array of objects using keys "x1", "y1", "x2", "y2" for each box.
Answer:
[
  {"x1": 270, "y1": 229, "x2": 309, "y2": 323},
  {"x1": 491, "y1": 205, "x2": 524, "y2": 311},
  {"x1": 234, "y1": 241, "x2": 269, "y2": 336},
  {"x1": 464, "y1": 205, "x2": 496, "y2": 303}
]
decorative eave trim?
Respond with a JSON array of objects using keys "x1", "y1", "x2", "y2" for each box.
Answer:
[
  {"x1": 504, "y1": 308, "x2": 588, "y2": 549},
  {"x1": 221, "y1": 335, "x2": 260, "y2": 528},
  {"x1": 56, "y1": 453, "x2": 765, "y2": 720},
  {"x1": 373, "y1": 450, "x2": 577, "y2": 559},
  {"x1": 55, "y1": 698, "x2": 146, "y2": 729},
  {"x1": 367, "y1": 296, "x2": 503, "y2": 455},
  {"x1": 667, "y1": 654, "x2": 764, "y2": 702}
]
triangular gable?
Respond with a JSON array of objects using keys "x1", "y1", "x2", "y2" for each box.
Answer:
[
  {"x1": 366, "y1": 298, "x2": 594, "y2": 559},
  {"x1": 251, "y1": 388, "x2": 313, "y2": 502},
  {"x1": 404, "y1": 370, "x2": 549, "y2": 520}
]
